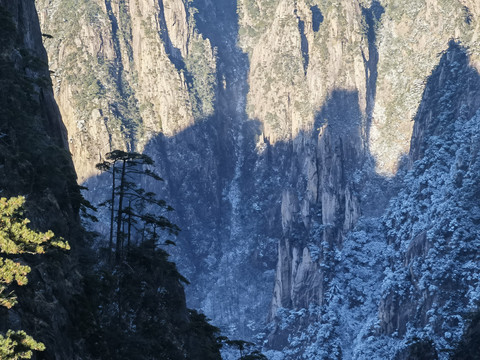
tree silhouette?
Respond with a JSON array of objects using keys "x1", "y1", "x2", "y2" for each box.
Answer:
[
  {"x1": 96, "y1": 150, "x2": 179, "y2": 263},
  {"x1": 222, "y1": 339, "x2": 268, "y2": 360}
]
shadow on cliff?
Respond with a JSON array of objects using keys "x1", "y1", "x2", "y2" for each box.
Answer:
[
  {"x1": 83, "y1": 0, "x2": 392, "y2": 288},
  {"x1": 81, "y1": 44, "x2": 394, "y2": 348},
  {"x1": 266, "y1": 41, "x2": 480, "y2": 352},
  {"x1": 362, "y1": 0, "x2": 384, "y2": 147},
  {"x1": 379, "y1": 40, "x2": 480, "y2": 342},
  {"x1": 78, "y1": 0, "x2": 386, "y2": 342},
  {"x1": 82, "y1": 89, "x2": 392, "y2": 344},
  {"x1": 80, "y1": 6, "x2": 480, "y2": 353}
]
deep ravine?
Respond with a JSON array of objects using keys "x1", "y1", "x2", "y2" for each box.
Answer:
[{"x1": 33, "y1": 0, "x2": 480, "y2": 358}]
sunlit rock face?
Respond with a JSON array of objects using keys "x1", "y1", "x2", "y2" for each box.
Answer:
[
  {"x1": 36, "y1": 0, "x2": 216, "y2": 182},
  {"x1": 36, "y1": 0, "x2": 480, "y2": 358}
]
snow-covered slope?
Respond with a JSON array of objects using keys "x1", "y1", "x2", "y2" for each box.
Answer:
[{"x1": 266, "y1": 41, "x2": 480, "y2": 360}]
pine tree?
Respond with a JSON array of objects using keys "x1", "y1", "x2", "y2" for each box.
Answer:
[
  {"x1": 96, "y1": 150, "x2": 178, "y2": 263},
  {"x1": 0, "y1": 196, "x2": 70, "y2": 359},
  {"x1": 90, "y1": 152, "x2": 228, "y2": 359}
]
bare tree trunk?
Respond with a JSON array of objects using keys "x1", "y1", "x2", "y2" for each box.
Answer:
[
  {"x1": 108, "y1": 164, "x2": 116, "y2": 264},
  {"x1": 127, "y1": 199, "x2": 132, "y2": 256},
  {"x1": 115, "y1": 160, "x2": 127, "y2": 263}
]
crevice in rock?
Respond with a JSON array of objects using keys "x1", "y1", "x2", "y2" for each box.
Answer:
[
  {"x1": 157, "y1": 0, "x2": 187, "y2": 72},
  {"x1": 104, "y1": 0, "x2": 123, "y2": 91},
  {"x1": 463, "y1": 6, "x2": 473, "y2": 25},
  {"x1": 311, "y1": 5, "x2": 323, "y2": 32},
  {"x1": 294, "y1": 6, "x2": 309, "y2": 75},
  {"x1": 361, "y1": 0, "x2": 384, "y2": 147}
]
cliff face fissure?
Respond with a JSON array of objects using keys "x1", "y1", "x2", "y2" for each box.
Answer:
[
  {"x1": 104, "y1": 0, "x2": 123, "y2": 86},
  {"x1": 157, "y1": 0, "x2": 186, "y2": 71},
  {"x1": 361, "y1": 0, "x2": 383, "y2": 146},
  {"x1": 294, "y1": 4, "x2": 309, "y2": 75},
  {"x1": 311, "y1": 5, "x2": 323, "y2": 32}
]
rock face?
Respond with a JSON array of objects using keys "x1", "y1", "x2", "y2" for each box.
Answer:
[
  {"x1": 0, "y1": 2, "x2": 223, "y2": 359},
  {"x1": 34, "y1": 0, "x2": 480, "y2": 358},
  {"x1": 36, "y1": 0, "x2": 217, "y2": 182},
  {"x1": 0, "y1": 0, "x2": 79, "y2": 220},
  {"x1": 0, "y1": 1, "x2": 84, "y2": 358}
]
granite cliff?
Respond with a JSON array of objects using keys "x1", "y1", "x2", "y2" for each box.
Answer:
[{"x1": 0, "y1": 1, "x2": 222, "y2": 359}]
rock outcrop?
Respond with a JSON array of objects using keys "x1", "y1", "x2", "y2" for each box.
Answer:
[{"x1": 36, "y1": 0, "x2": 217, "y2": 182}]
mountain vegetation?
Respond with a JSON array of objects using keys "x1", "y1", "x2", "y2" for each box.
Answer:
[
  {"x1": 84, "y1": 150, "x2": 221, "y2": 358},
  {"x1": 95, "y1": 150, "x2": 179, "y2": 263},
  {"x1": 0, "y1": 196, "x2": 69, "y2": 359}
]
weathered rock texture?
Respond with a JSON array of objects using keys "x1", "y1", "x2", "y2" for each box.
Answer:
[
  {"x1": 36, "y1": 0, "x2": 216, "y2": 182},
  {"x1": 238, "y1": 0, "x2": 480, "y2": 174}
]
